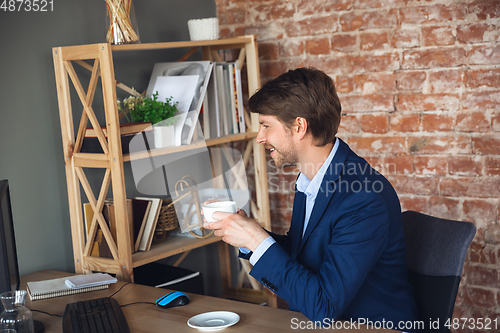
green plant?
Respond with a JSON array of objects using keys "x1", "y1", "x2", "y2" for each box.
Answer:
[{"x1": 118, "y1": 91, "x2": 179, "y2": 124}]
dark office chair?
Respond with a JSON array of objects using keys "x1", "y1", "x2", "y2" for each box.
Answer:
[{"x1": 402, "y1": 211, "x2": 476, "y2": 333}]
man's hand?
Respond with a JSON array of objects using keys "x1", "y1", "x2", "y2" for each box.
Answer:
[{"x1": 203, "y1": 212, "x2": 269, "y2": 252}]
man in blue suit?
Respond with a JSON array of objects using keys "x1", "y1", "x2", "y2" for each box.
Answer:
[{"x1": 203, "y1": 67, "x2": 418, "y2": 328}]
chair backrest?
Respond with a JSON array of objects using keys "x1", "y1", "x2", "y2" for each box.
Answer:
[{"x1": 402, "y1": 211, "x2": 476, "y2": 332}]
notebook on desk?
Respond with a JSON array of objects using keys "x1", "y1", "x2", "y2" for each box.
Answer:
[{"x1": 27, "y1": 273, "x2": 115, "y2": 301}]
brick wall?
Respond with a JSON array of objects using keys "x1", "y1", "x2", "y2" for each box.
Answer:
[{"x1": 215, "y1": 0, "x2": 500, "y2": 326}]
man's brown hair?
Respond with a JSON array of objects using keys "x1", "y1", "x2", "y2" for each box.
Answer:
[{"x1": 248, "y1": 67, "x2": 342, "y2": 146}]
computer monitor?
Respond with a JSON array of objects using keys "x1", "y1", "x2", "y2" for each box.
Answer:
[{"x1": 0, "y1": 179, "x2": 21, "y2": 311}]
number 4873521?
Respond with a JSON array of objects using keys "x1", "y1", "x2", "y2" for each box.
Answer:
[{"x1": 0, "y1": 0, "x2": 53, "y2": 11}]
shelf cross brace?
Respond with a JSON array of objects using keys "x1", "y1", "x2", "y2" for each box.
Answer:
[{"x1": 64, "y1": 61, "x2": 109, "y2": 155}]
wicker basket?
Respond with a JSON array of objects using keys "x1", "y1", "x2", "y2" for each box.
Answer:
[{"x1": 153, "y1": 199, "x2": 179, "y2": 244}]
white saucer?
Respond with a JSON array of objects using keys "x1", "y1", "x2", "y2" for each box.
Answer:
[{"x1": 187, "y1": 311, "x2": 240, "y2": 331}]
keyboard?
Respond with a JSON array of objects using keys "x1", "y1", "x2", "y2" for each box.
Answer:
[{"x1": 62, "y1": 297, "x2": 130, "y2": 333}]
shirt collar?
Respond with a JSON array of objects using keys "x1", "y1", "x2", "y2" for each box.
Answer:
[{"x1": 296, "y1": 138, "x2": 339, "y2": 197}]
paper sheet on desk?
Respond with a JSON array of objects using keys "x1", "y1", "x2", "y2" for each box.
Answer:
[{"x1": 65, "y1": 273, "x2": 117, "y2": 289}]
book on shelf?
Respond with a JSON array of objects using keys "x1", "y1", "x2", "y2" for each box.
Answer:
[
  {"x1": 132, "y1": 198, "x2": 152, "y2": 252},
  {"x1": 27, "y1": 273, "x2": 113, "y2": 301},
  {"x1": 136, "y1": 197, "x2": 163, "y2": 251},
  {"x1": 205, "y1": 63, "x2": 220, "y2": 138},
  {"x1": 202, "y1": 61, "x2": 246, "y2": 139}
]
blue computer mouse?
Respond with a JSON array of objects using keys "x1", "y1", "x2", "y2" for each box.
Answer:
[{"x1": 156, "y1": 291, "x2": 190, "y2": 308}]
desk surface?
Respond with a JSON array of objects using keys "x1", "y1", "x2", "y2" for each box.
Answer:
[{"x1": 23, "y1": 270, "x2": 396, "y2": 333}]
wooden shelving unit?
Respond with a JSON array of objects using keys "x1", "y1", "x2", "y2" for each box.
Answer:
[{"x1": 52, "y1": 35, "x2": 273, "y2": 305}]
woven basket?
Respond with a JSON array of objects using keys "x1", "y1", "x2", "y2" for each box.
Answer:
[{"x1": 153, "y1": 199, "x2": 179, "y2": 244}]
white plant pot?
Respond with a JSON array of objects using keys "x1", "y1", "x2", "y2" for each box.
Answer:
[{"x1": 154, "y1": 125, "x2": 175, "y2": 148}]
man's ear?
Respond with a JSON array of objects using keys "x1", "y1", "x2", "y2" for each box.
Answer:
[{"x1": 294, "y1": 117, "x2": 308, "y2": 139}]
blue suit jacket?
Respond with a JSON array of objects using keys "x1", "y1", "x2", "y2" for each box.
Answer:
[{"x1": 246, "y1": 139, "x2": 418, "y2": 324}]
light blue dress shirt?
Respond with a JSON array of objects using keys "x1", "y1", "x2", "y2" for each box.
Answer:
[{"x1": 242, "y1": 138, "x2": 340, "y2": 266}]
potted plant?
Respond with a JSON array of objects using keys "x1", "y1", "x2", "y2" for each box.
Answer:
[{"x1": 118, "y1": 91, "x2": 180, "y2": 149}]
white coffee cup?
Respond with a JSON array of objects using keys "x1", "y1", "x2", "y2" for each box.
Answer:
[{"x1": 202, "y1": 201, "x2": 237, "y2": 223}]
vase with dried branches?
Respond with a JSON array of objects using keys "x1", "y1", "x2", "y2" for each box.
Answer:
[{"x1": 105, "y1": 0, "x2": 140, "y2": 44}]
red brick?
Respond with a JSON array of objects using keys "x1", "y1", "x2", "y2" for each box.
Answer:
[
  {"x1": 384, "y1": 155, "x2": 414, "y2": 175},
  {"x1": 399, "y1": 195, "x2": 428, "y2": 213},
  {"x1": 363, "y1": 156, "x2": 383, "y2": 172},
  {"x1": 468, "y1": 0, "x2": 500, "y2": 20},
  {"x1": 341, "y1": 94, "x2": 394, "y2": 112},
  {"x1": 463, "y1": 199, "x2": 498, "y2": 226},
  {"x1": 463, "y1": 286, "x2": 496, "y2": 308},
  {"x1": 390, "y1": 113, "x2": 420, "y2": 132},
  {"x1": 354, "y1": 73, "x2": 396, "y2": 94},
  {"x1": 359, "y1": 114, "x2": 389, "y2": 133},
  {"x1": 463, "y1": 264, "x2": 499, "y2": 288},
  {"x1": 427, "y1": 70, "x2": 463, "y2": 93},
  {"x1": 386, "y1": 175, "x2": 439, "y2": 195},
  {"x1": 306, "y1": 38, "x2": 330, "y2": 55},
  {"x1": 285, "y1": 15, "x2": 339, "y2": 37},
  {"x1": 449, "y1": 156, "x2": 483, "y2": 176},
  {"x1": 390, "y1": 29, "x2": 420, "y2": 49},
  {"x1": 414, "y1": 156, "x2": 448, "y2": 175},
  {"x1": 334, "y1": 76, "x2": 356, "y2": 93},
  {"x1": 462, "y1": 91, "x2": 500, "y2": 110},
  {"x1": 279, "y1": 39, "x2": 305, "y2": 58},
  {"x1": 408, "y1": 136, "x2": 471, "y2": 155},
  {"x1": 421, "y1": 113, "x2": 454, "y2": 132},
  {"x1": 465, "y1": 68, "x2": 500, "y2": 89},
  {"x1": 338, "y1": 115, "x2": 360, "y2": 134},
  {"x1": 440, "y1": 177, "x2": 500, "y2": 198},
  {"x1": 247, "y1": 4, "x2": 271, "y2": 23},
  {"x1": 403, "y1": 48, "x2": 467, "y2": 69},
  {"x1": 396, "y1": 71, "x2": 426, "y2": 91},
  {"x1": 485, "y1": 223, "x2": 500, "y2": 244},
  {"x1": 269, "y1": 192, "x2": 295, "y2": 209},
  {"x1": 331, "y1": 34, "x2": 358, "y2": 53},
  {"x1": 396, "y1": 93, "x2": 460, "y2": 111},
  {"x1": 399, "y1": 4, "x2": 466, "y2": 25},
  {"x1": 468, "y1": 45, "x2": 500, "y2": 65},
  {"x1": 245, "y1": 23, "x2": 284, "y2": 41},
  {"x1": 422, "y1": 26, "x2": 455, "y2": 46},
  {"x1": 270, "y1": 208, "x2": 293, "y2": 228},
  {"x1": 347, "y1": 52, "x2": 400, "y2": 73},
  {"x1": 354, "y1": 0, "x2": 405, "y2": 9},
  {"x1": 346, "y1": 136, "x2": 406, "y2": 155},
  {"x1": 297, "y1": 0, "x2": 352, "y2": 15},
  {"x1": 468, "y1": 242, "x2": 497, "y2": 264},
  {"x1": 494, "y1": 112, "x2": 500, "y2": 131},
  {"x1": 224, "y1": 6, "x2": 246, "y2": 25},
  {"x1": 457, "y1": 23, "x2": 500, "y2": 44},
  {"x1": 456, "y1": 112, "x2": 490, "y2": 133},
  {"x1": 428, "y1": 196, "x2": 461, "y2": 220},
  {"x1": 270, "y1": 1, "x2": 295, "y2": 20},
  {"x1": 259, "y1": 61, "x2": 287, "y2": 80},
  {"x1": 472, "y1": 136, "x2": 500, "y2": 155},
  {"x1": 301, "y1": 56, "x2": 346, "y2": 76},
  {"x1": 360, "y1": 31, "x2": 389, "y2": 51},
  {"x1": 340, "y1": 9, "x2": 397, "y2": 31},
  {"x1": 258, "y1": 42, "x2": 279, "y2": 61},
  {"x1": 485, "y1": 157, "x2": 500, "y2": 176}
]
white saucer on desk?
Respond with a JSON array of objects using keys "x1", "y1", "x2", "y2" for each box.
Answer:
[{"x1": 187, "y1": 311, "x2": 240, "y2": 331}]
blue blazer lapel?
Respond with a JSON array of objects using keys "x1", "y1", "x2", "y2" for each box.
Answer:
[
  {"x1": 290, "y1": 188, "x2": 306, "y2": 259},
  {"x1": 297, "y1": 139, "x2": 350, "y2": 255}
]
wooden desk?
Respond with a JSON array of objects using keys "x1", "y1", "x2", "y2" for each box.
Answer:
[{"x1": 22, "y1": 270, "x2": 397, "y2": 333}]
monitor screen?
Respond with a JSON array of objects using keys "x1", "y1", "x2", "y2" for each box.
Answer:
[{"x1": 0, "y1": 179, "x2": 20, "y2": 297}]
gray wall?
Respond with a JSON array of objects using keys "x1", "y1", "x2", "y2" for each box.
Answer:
[{"x1": 0, "y1": 1, "x2": 222, "y2": 295}]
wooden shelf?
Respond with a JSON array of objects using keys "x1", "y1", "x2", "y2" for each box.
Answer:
[
  {"x1": 125, "y1": 131, "x2": 258, "y2": 162},
  {"x1": 111, "y1": 36, "x2": 254, "y2": 52},
  {"x1": 53, "y1": 34, "x2": 271, "y2": 310},
  {"x1": 132, "y1": 234, "x2": 221, "y2": 268}
]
